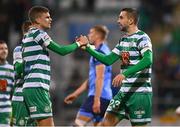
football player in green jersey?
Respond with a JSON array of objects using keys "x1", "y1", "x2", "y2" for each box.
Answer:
[
  {"x1": 22, "y1": 6, "x2": 87, "y2": 126},
  {"x1": 78, "y1": 8, "x2": 153, "y2": 126},
  {"x1": 11, "y1": 21, "x2": 38, "y2": 126},
  {"x1": 0, "y1": 40, "x2": 14, "y2": 126}
]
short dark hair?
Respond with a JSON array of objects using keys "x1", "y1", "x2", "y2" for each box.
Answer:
[
  {"x1": 93, "y1": 25, "x2": 109, "y2": 40},
  {"x1": 0, "y1": 40, "x2": 6, "y2": 45},
  {"x1": 22, "y1": 20, "x2": 32, "y2": 34},
  {"x1": 121, "y1": 8, "x2": 139, "y2": 25},
  {"x1": 28, "y1": 6, "x2": 49, "y2": 23}
]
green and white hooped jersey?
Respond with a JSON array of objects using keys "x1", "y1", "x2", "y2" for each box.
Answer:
[
  {"x1": 12, "y1": 45, "x2": 24, "y2": 102},
  {"x1": 0, "y1": 62, "x2": 14, "y2": 113},
  {"x1": 112, "y1": 30, "x2": 152, "y2": 93},
  {"x1": 22, "y1": 27, "x2": 52, "y2": 91}
]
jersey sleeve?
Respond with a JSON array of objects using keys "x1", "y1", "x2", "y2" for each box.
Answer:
[
  {"x1": 112, "y1": 43, "x2": 121, "y2": 55},
  {"x1": 137, "y1": 35, "x2": 152, "y2": 55},
  {"x1": 93, "y1": 50, "x2": 105, "y2": 65},
  {"x1": 13, "y1": 46, "x2": 23, "y2": 64},
  {"x1": 34, "y1": 30, "x2": 52, "y2": 47}
]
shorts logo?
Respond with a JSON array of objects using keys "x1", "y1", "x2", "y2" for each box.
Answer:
[
  {"x1": 44, "y1": 106, "x2": 51, "y2": 112},
  {"x1": 29, "y1": 106, "x2": 37, "y2": 112},
  {"x1": 19, "y1": 119, "x2": 25, "y2": 126},
  {"x1": 134, "y1": 108, "x2": 145, "y2": 118}
]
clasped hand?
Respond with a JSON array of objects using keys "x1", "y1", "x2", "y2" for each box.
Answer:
[{"x1": 76, "y1": 35, "x2": 89, "y2": 47}]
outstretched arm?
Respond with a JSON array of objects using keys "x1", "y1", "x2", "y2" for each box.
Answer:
[
  {"x1": 71, "y1": 79, "x2": 88, "y2": 97},
  {"x1": 64, "y1": 80, "x2": 88, "y2": 104},
  {"x1": 86, "y1": 45, "x2": 119, "y2": 66},
  {"x1": 35, "y1": 30, "x2": 87, "y2": 56},
  {"x1": 77, "y1": 35, "x2": 120, "y2": 65},
  {"x1": 47, "y1": 41, "x2": 80, "y2": 56}
]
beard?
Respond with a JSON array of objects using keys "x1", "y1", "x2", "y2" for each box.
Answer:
[
  {"x1": 0, "y1": 57, "x2": 7, "y2": 63},
  {"x1": 0, "y1": 52, "x2": 7, "y2": 60},
  {"x1": 120, "y1": 25, "x2": 128, "y2": 32}
]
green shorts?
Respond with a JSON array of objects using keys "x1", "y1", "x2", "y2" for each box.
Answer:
[
  {"x1": 12, "y1": 101, "x2": 37, "y2": 126},
  {"x1": 0, "y1": 112, "x2": 10, "y2": 126},
  {"x1": 106, "y1": 91, "x2": 152, "y2": 126},
  {"x1": 23, "y1": 88, "x2": 53, "y2": 120}
]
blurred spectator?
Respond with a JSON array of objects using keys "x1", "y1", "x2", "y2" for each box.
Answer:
[
  {"x1": 71, "y1": 0, "x2": 79, "y2": 10},
  {"x1": 12, "y1": 0, "x2": 30, "y2": 34},
  {"x1": 85, "y1": 0, "x2": 95, "y2": 12}
]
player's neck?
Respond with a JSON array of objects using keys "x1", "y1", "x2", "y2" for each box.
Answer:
[
  {"x1": 32, "y1": 24, "x2": 44, "y2": 30},
  {"x1": 127, "y1": 26, "x2": 138, "y2": 35},
  {"x1": 0, "y1": 59, "x2": 6, "y2": 65}
]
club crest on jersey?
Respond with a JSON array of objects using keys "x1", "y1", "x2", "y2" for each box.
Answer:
[
  {"x1": 121, "y1": 52, "x2": 130, "y2": 65},
  {"x1": 0, "y1": 79, "x2": 7, "y2": 92}
]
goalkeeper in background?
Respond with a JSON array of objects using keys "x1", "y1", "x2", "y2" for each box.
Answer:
[{"x1": 79, "y1": 8, "x2": 153, "y2": 126}]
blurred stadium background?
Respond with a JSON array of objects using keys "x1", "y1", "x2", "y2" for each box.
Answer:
[{"x1": 0, "y1": 0, "x2": 180, "y2": 126}]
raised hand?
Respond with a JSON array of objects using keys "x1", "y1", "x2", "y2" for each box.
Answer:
[
  {"x1": 64, "y1": 93, "x2": 77, "y2": 104},
  {"x1": 75, "y1": 35, "x2": 86, "y2": 49},
  {"x1": 75, "y1": 36, "x2": 80, "y2": 42},
  {"x1": 78, "y1": 35, "x2": 89, "y2": 47},
  {"x1": 112, "y1": 74, "x2": 125, "y2": 87}
]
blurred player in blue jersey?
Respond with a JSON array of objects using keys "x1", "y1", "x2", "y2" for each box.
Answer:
[{"x1": 64, "y1": 25, "x2": 112, "y2": 126}]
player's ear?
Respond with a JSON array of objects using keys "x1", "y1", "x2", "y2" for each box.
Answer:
[
  {"x1": 128, "y1": 18, "x2": 134, "y2": 25},
  {"x1": 35, "y1": 17, "x2": 41, "y2": 24}
]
